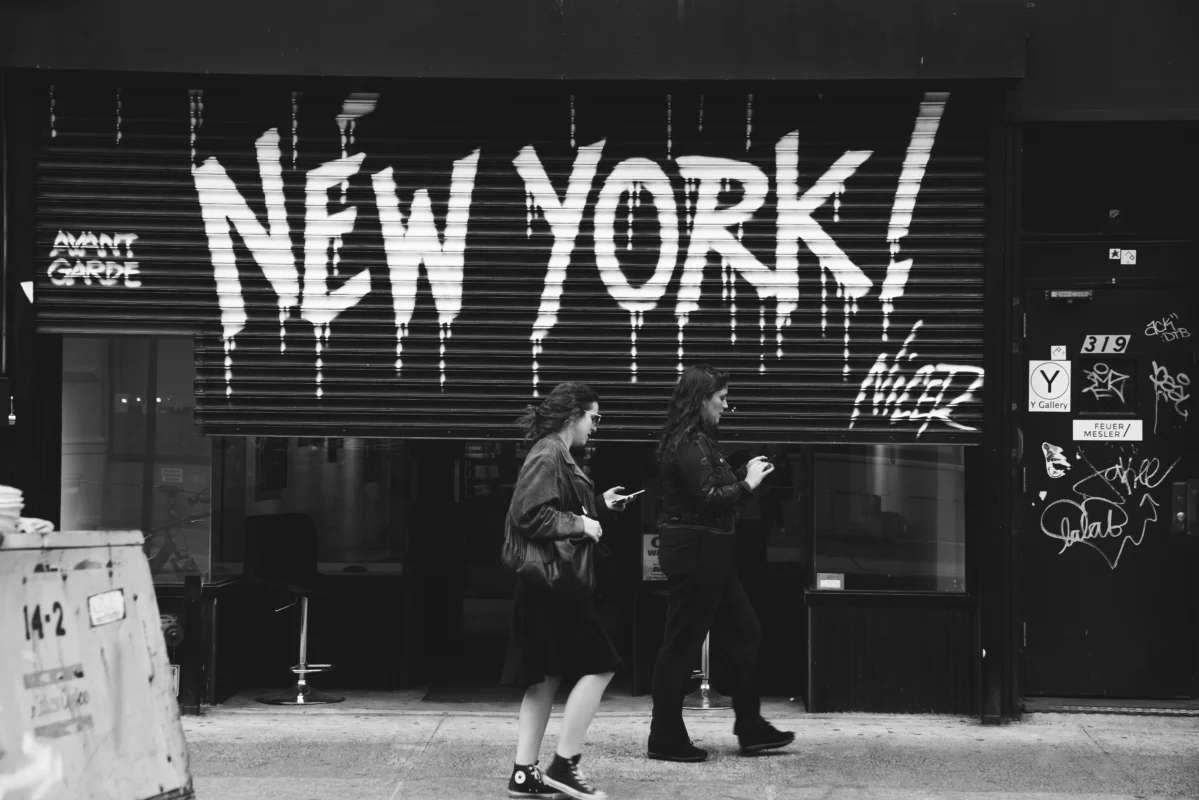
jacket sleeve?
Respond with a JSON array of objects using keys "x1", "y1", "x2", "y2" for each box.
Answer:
[
  {"x1": 594, "y1": 488, "x2": 626, "y2": 523},
  {"x1": 678, "y1": 440, "x2": 751, "y2": 512},
  {"x1": 509, "y1": 451, "x2": 586, "y2": 541}
]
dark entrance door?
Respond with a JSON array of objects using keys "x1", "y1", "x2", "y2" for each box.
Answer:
[{"x1": 1022, "y1": 285, "x2": 1198, "y2": 698}]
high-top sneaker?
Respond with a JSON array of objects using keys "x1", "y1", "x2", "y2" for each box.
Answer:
[
  {"x1": 508, "y1": 761, "x2": 564, "y2": 799},
  {"x1": 542, "y1": 753, "x2": 608, "y2": 800}
]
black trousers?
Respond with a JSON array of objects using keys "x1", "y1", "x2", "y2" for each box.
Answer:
[{"x1": 649, "y1": 528, "x2": 762, "y2": 743}]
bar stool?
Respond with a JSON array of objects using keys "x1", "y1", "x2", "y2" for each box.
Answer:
[
  {"x1": 243, "y1": 512, "x2": 344, "y2": 706},
  {"x1": 683, "y1": 632, "x2": 731, "y2": 710}
]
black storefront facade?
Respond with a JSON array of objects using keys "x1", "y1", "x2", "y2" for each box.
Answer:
[{"x1": 2, "y1": 1, "x2": 1196, "y2": 723}]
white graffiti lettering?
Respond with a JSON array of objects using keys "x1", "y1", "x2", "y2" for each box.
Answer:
[
  {"x1": 193, "y1": 128, "x2": 298, "y2": 342},
  {"x1": 515, "y1": 140, "x2": 607, "y2": 392},
  {"x1": 372, "y1": 150, "x2": 480, "y2": 383},
  {"x1": 193, "y1": 128, "x2": 299, "y2": 397},
  {"x1": 1041, "y1": 492, "x2": 1159, "y2": 570},
  {"x1": 301, "y1": 153, "x2": 369, "y2": 397},
  {"x1": 593, "y1": 158, "x2": 679, "y2": 382},
  {"x1": 849, "y1": 321, "x2": 984, "y2": 436},
  {"x1": 1082, "y1": 362, "x2": 1130, "y2": 403},
  {"x1": 46, "y1": 231, "x2": 140, "y2": 288},
  {"x1": 880, "y1": 92, "x2": 948, "y2": 340},
  {"x1": 1039, "y1": 449, "x2": 1177, "y2": 569},
  {"x1": 1073, "y1": 453, "x2": 1178, "y2": 500},
  {"x1": 1149, "y1": 360, "x2": 1190, "y2": 433},
  {"x1": 188, "y1": 92, "x2": 975, "y2": 428},
  {"x1": 775, "y1": 136, "x2": 876, "y2": 375},
  {"x1": 676, "y1": 157, "x2": 770, "y2": 309},
  {"x1": 1144, "y1": 313, "x2": 1191, "y2": 342}
]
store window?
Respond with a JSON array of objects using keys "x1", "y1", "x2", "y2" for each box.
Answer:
[
  {"x1": 812, "y1": 445, "x2": 967, "y2": 592},
  {"x1": 61, "y1": 337, "x2": 213, "y2": 585},
  {"x1": 213, "y1": 436, "x2": 409, "y2": 574}
]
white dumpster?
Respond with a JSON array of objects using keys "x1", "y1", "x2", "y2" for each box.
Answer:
[{"x1": 0, "y1": 530, "x2": 193, "y2": 800}]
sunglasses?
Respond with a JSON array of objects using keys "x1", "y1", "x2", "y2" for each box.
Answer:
[{"x1": 587, "y1": 411, "x2": 603, "y2": 425}]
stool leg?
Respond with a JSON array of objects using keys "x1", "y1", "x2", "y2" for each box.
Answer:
[
  {"x1": 683, "y1": 632, "x2": 731, "y2": 710},
  {"x1": 296, "y1": 596, "x2": 310, "y2": 691},
  {"x1": 256, "y1": 596, "x2": 344, "y2": 706}
]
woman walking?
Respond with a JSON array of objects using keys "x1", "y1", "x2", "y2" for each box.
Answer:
[
  {"x1": 647, "y1": 364, "x2": 795, "y2": 762},
  {"x1": 502, "y1": 381, "x2": 633, "y2": 800}
]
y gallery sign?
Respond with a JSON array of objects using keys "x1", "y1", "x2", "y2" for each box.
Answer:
[{"x1": 1029, "y1": 360, "x2": 1071, "y2": 412}]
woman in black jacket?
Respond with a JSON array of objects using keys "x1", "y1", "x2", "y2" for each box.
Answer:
[
  {"x1": 501, "y1": 381, "x2": 633, "y2": 800},
  {"x1": 647, "y1": 364, "x2": 795, "y2": 763}
]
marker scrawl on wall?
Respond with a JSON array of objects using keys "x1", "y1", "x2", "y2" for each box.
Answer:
[
  {"x1": 1149, "y1": 361, "x2": 1191, "y2": 433},
  {"x1": 1039, "y1": 447, "x2": 1177, "y2": 569},
  {"x1": 181, "y1": 87, "x2": 981, "y2": 437}
]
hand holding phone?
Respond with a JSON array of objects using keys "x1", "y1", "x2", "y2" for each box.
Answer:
[{"x1": 605, "y1": 486, "x2": 643, "y2": 511}]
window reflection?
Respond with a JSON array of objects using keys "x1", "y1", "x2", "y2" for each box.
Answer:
[
  {"x1": 813, "y1": 445, "x2": 966, "y2": 592},
  {"x1": 61, "y1": 337, "x2": 212, "y2": 585},
  {"x1": 214, "y1": 437, "x2": 409, "y2": 574}
]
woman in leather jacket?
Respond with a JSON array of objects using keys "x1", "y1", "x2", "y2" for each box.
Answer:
[
  {"x1": 647, "y1": 364, "x2": 795, "y2": 763},
  {"x1": 501, "y1": 381, "x2": 633, "y2": 800}
]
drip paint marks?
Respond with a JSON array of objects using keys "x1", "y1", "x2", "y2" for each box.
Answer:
[{"x1": 37, "y1": 84, "x2": 987, "y2": 441}]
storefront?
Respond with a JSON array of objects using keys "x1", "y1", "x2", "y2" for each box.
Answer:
[
  {"x1": 7, "y1": 0, "x2": 1199, "y2": 729},
  {"x1": 8, "y1": 73, "x2": 1005, "y2": 713}
]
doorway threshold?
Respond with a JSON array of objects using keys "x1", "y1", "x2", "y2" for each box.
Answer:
[{"x1": 1023, "y1": 696, "x2": 1199, "y2": 717}]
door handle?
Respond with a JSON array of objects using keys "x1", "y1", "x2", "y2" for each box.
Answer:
[{"x1": 1171, "y1": 480, "x2": 1199, "y2": 536}]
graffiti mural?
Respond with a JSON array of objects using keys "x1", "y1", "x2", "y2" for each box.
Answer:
[
  {"x1": 36, "y1": 83, "x2": 988, "y2": 440},
  {"x1": 1039, "y1": 447, "x2": 1178, "y2": 569}
]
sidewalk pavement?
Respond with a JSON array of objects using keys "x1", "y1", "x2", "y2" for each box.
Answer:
[{"x1": 182, "y1": 689, "x2": 1199, "y2": 800}]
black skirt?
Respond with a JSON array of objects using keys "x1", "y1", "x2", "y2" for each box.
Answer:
[{"x1": 500, "y1": 575, "x2": 623, "y2": 689}]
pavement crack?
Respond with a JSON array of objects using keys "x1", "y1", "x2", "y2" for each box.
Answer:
[
  {"x1": 391, "y1": 712, "x2": 446, "y2": 800},
  {"x1": 1080, "y1": 723, "x2": 1138, "y2": 790}
]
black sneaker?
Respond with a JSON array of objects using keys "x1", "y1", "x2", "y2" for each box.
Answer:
[
  {"x1": 737, "y1": 720, "x2": 795, "y2": 755},
  {"x1": 508, "y1": 761, "x2": 564, "y2": 799},
  {"x1": 647, "y1": 737, "x2": 708, "y2": 763},
  {"x1": 542, "y1": 753, "x2": 607, "y2": 800}
]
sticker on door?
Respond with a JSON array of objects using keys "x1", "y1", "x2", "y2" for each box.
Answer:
[{"x1": 1029, "y1": 360, "x2": 1071, "y2": 412}]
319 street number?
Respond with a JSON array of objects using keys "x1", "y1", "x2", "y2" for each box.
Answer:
[{"x1": 1081, "y1": 335, "x2": 1129, "y2": 354}]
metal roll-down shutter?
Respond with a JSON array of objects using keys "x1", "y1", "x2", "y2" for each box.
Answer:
[{"x1": 34, "y1": 77, "x2": 989, "y2": 442}]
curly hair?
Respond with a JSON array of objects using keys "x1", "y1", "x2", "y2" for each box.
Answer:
[
  {"x1": 516, "y1": 382, "x2": 600, "y2": 442},
  {"x1": 657, "y1": 364, "x2": 729, "y2": 463}
]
